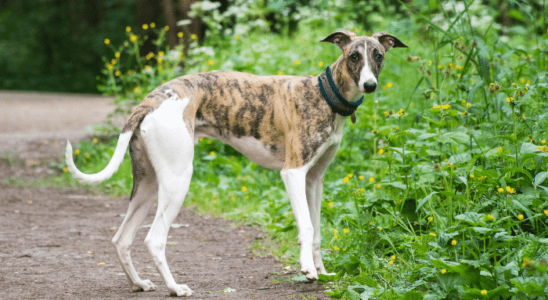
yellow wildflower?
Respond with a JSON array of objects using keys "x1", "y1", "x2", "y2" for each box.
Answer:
[
  {"x1": 451, "y1": 240, "x2": 457, "y2": 246},
  {"x1": 115, "y1": 52, "x2": 120, "y2": 58},
  {"x1": 347, "y1": 174, "x2": 353, "y2": 178},
  {"x1": 126, "y1": 26, "x2": 131, "y2": 32},
  {"x1": 481, "y1": 290, "x2": 487, "y2": 295},
  {"x1": 518, "y1": 214, "x2": 524, "y2": 220},
  {"x1": 178, "y1": 32, "x2": 183, "y2": 38},
  {"x1": 506, "y1": 97, "x2": 514, "y2": 103},
  {"x1": 442, "y1": 104, "x2": 451, "y2": 109},
  {"x1": 328, "y1": 202, "x2": 334, "y2": 207},
  {"x1": 544, "y1": 209, "x2": 548, "y2": 217},
  {"x1": 164, "y1": 25, "x2": 169, "y2": 31},
  {"x1": 378, "y1": 149, "x2": 384, "y2": 155},
  {"x1": 278, "y1": 72, "x2": 283, "y2": 75},
  {"x1": 358, "y1": 175, "x2": 364, "y2": 180},
  {"x1": 150, "y1": 23, "x2": 155, "y2": 28},
  {"x1": 391, "y1": 255, "x2": 396, "y2": 260},
  {"x1": 343, "y1": 229, "x2": 349, "y2": 234},
  {"x1": 242, "y1": 186, "x2": 247, "y2": 192},
  {"x1": 498, "y1": 188, "x2": 504, "y2": 193},
  {"x1": 104, "y1": 38, "x2": 110, "y2": 45},
  {"x1": 432, "y1": 105, "x2": 441, "y2": 109},
  {"x1": 93, "y1": 138, "x2": 98, "y2": 143},
  {"x1": 295, "y1": 60, "x2": 301, "y2": 65},
  {"x1": 235, "y1": 35, "x2": 241, "y2": 40},
  {"x1": 74, "y1": 149, "x2": 80, "y2": 155},
  {"x1": 343, "y1": 177, "x2": 350, "y2": 183},
  {"x1": 389, "y1": 260, "x2": 394, "y2": 265},
  {"x1": 207, "y1": 60, "x2": 214, "y2": 66},
  {"x1": 369, "y1": 177, "x2": 374, "y2": 182},
  {"x1": 134, "y1": 87, "x2": 140, "y2": 93},
  {"x1": 130, "y1": 34, "x2": 138, "y2": 42},
  {"x1": 231, "y1": 197, "x2": 235, "y2": 201},
  {"x1": 428, "y1": 216, "x2": 433, "y2": 222},
  {"x1": 333, "y1": 246, "x2": 340, "y2": 250},
  {"x1": 63, "y1": 167, "x2": 68, "y2": 173},
  {"x1": 333, "y1": 229, "x2": 338, "y2": 234},
  {"x1": 497, "y1": 147, "x2": 503, "y2": 153},
  {"x1": 470, "y1": 174, "x2": 474, "y2": 178},
  {"x1": 142, "y1": 24, "x2": 148, "y2": 30},
  {"x1": 429, "y1": 232, "x2": 437, "y2": 237},
  {"x1": 441, "y1": 269, "x2": 447, "y2": 274},
  {"x1": 107, "y1": 64, "x2": 113, "y2": 70},
  {"x1": 334, "y1": 235, "x2": 338, "y2": 239},
  {"x1": 210, "y1": 151, "x2": 215, "y2": 156},
  {"x1": 378, "y1": 227, "x2": 382, "y2": 231},
  {"x1": 375, "y1": 184, "x2": 381, "y2": 189}
]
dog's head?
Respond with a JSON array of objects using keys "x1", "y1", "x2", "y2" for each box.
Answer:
[{"x1": 321, "y1": 30, "x2": 407, "y2": 94}]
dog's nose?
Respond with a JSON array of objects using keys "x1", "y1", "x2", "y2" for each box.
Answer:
[{"x1": 363, "y1": 81, "x2": 377, "y2": 93}]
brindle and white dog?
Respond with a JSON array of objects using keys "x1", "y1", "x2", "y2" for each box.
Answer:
[{"x1": 66, "y1": 30, "x2": 406, "y2": 296}]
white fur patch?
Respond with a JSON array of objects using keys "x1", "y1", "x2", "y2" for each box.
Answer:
[{"x1": 358, "y1": 41, "x2": 377, "y2": 92}]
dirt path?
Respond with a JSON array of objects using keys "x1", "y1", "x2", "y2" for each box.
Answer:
[{"x1": 0, "y1": 91, "x2": 327, "y2": 299}]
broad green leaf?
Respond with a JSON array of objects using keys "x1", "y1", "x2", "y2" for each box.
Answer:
[
  {"x1": 533, "y1": 171, "x2": 548, "y2": 187},
  {"x1": 403, "y1": 290, "x2": 424, "y2": 300},
  {"x1": 467, "y1": 79, "x2": 484, "y2": 104},
  {"x1": 455, "y1": 212, "x2": 485, "y2": 226},
  {"x1": 432, "y1": 259, "x2": 480, "y2": 287},
  {"x1": 384, "y1": 182, "x2": 407, "y2": 190}
]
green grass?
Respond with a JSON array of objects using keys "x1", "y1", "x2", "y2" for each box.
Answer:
[{"x1": 53, "y1": 1, "x2": 548, "y2": 299}]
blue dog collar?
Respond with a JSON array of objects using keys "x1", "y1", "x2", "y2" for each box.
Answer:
[{"x1": 318, "y1": 66, "x2": 364, "y2": 117}]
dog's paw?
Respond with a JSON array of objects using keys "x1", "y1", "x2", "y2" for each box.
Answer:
[
  {"x1": 169, "y1": 284, "x2": 193, "y2": 297},
  {"x1": 301, "y1": 265, "x2": 319, "y2": 281},
  {"x1": 132, "y1": 279, "x2": 157, "y2": 292}
]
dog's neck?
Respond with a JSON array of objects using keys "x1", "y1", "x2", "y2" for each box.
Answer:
[{"x1": 330, "y1": 57, "x2": 363, "y2": 102}]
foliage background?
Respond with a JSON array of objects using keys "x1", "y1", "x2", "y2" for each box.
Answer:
[{"x1": 8, "y1": 0, "x2": 548, "y2": 299}]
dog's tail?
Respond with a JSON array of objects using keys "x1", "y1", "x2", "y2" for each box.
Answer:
[{"x1": 65, "y1": 131, "x2": 133, "y2": 185}]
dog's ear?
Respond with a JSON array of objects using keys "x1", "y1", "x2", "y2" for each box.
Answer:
[
  {"x1": 372, "y1": 32, "x2": 408, "y2": 52},
  {"x1": 320, "y1": 30, "x2": 356, "y2": 50}
]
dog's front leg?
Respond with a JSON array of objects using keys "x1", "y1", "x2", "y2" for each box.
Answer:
[{"x1": 281, "y1": 168, "x2": 318, "y2": 281}]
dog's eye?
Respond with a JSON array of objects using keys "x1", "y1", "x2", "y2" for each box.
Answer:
[
  {"x1": 375, "y1": 54, "x2": 383, "y2": 62},
  {"x1": 349, "y1": 52, "x2": 359, "y2": 62}
]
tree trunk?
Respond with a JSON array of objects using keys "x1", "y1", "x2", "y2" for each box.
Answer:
[
  {"x1": 179, "y1": 0, "x2": 202, "y2": 49},
  {"x1": 162, "y1": 0, "x2": 178, "y2": 48}
]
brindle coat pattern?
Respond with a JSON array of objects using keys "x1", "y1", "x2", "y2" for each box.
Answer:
[{"x1": 122, "y1": 31, "x2": 407, "y2": 200}]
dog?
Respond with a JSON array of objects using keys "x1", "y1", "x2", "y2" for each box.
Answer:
[{"x1": 65, "y1": 30, "x2": 407, "y2": 296}]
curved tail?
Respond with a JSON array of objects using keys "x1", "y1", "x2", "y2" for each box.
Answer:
[{"x1": 65, "y1": 131, "x2": 133, "y2": 185}]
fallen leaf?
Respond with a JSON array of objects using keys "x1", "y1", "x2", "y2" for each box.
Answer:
[
  {"x1": 28, "y1": 200, "x2": 32, "y2": 205},
  {"x1": 170, "y1": 223, "x2": 190, "y2": 228},
  {"x1": 97, "y1": 262, "x2": 105, "y2": 266},
  {"x1": 87, "y1": 251, "x2": 94, "y2": 254},
  {"x1": 110, "y1": 227, "x2": 118, "y2": 231}
]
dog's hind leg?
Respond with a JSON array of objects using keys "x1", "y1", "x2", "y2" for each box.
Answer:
[
  {"x1": 139, "y1": 97, "x2": 194, "y2": 297},
  {"x1": 112, "y1": 133, "x2": 159, "y2": 292}
]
